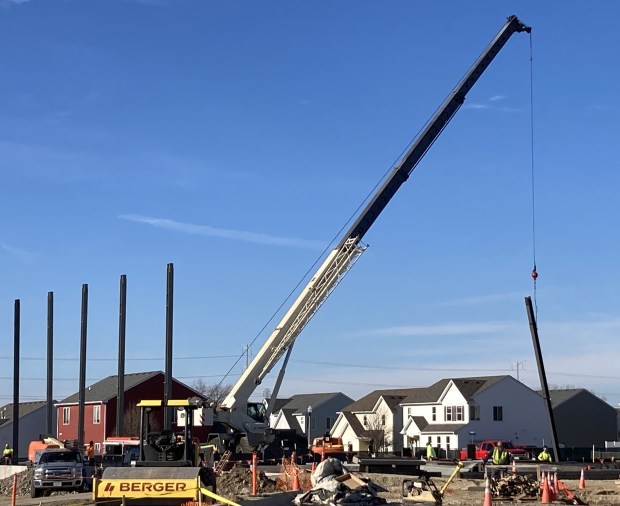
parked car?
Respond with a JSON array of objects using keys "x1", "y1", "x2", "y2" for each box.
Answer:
[{"x1": 31, "y1": 448, "x2": 85, "y2": 498}]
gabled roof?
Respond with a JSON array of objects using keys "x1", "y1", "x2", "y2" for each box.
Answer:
[
  {"x1": 342, "y1": 411, "x2": 369, "y2": 439},
  {"x1": 266, "y1": 398, "x2": 292, "y2": 413},
  {"x1": 277, "y1": 408, "x2": 303, "y2": 433},
  {"x1": 0, "y1": 401, "x2": 52, "y2": 422},
  {"x1": 277, "y1": 392, "x2": 352, "y2": 414},
  {"x1": 547, "y1": 388, "x2": 589, "y2": 408},
  {"x1": 57, "y1": 371, "x2": 204, "y2": 404},
  {"x1": 402, "y1": 376, "x2": 509, "y2": 404},
  {"x1": 344, "y1": 389, "x2": 422, "y2": 412}
]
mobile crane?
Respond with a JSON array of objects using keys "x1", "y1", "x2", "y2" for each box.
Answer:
[{"x1": 207, "y1": 15, "x2": 531, "y2": 456}]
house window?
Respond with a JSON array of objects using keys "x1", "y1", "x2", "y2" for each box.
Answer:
[
  {"x1": 469, "y1": 404, "x2": 480, "y2": 421},
  {"x1": 446, "y1": 436, "x2": 451, "y2": 450},
  {"x1": 326, "y1": 417, "x2": 333, "y2": 429},
  {"x1": 444, "y1": 406, "x2": 464, "y2": 421},
  {"x1": 432, "y1": 407, "x2": 436, "y2": 422},
  {"x1": 493, "y1": 406, "x2": 503, "y2": 421},
  {"x1": 363, "y1": 415, "x2": 368, "y2": 427},
  {"x1": 437, "y1": 436, "x2": 441, "y2": 448},
  {"x1": 407, "y1": 407, "x2": 412, "y2": 415},
  {"x1": 93, "y1": 405, "x2": 101, "y2": 424},
  {"x1": 381, "y1": 414, "x2": 386, "y2": 426},
  {"x1": 63, "y1": 407, "x2": 70, "y2": 425}
]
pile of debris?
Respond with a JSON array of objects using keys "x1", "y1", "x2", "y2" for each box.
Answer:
[
  {"x1": 294, "y1": 458, "x2": 387, "y2": 506},
  {"x1": 0, "y1": 468, "x2": 33, "y2": 497},
  {"x1": 216, "y1": 467, "x2": 279, "y2": 499},
  {"x1": 492, "y1": 473, "x2": 539, "y2": 498},
  {"x1": 0, "y1": 468, "x2": 83, "y2": 498}
]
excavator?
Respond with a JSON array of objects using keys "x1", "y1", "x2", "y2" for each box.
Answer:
[{"x1": 205, "y1": 15, "x2": 531, "y2": 457}]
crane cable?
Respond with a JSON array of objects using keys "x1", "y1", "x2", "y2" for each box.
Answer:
[{"x1": 528, "y1": 32, "x2": 539, "y2": 318}]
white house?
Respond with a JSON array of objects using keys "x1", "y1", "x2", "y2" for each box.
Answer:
[
  {"x1": 0, "y1": 401, "x2": 57, "y2": 462},
  {"x1": 268, "y1": 392, "x2": 353, "y2": 442},
  {"x1": 401, "y1": 376, "x2": 550, "y2": 456},
  {"x1": 331, "y1": 389, "x2": 417, "y2": 454}
]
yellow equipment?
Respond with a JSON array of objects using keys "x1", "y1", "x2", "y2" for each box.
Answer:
[
  {"x1": 402, "y1": 461, "x2": 464, "y2": 505},
  {"x1": 93, "y1": 398, "x2": 223, "y2": 506}
]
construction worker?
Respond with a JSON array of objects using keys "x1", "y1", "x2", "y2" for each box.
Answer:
[
  {"x1": 2, "y1": 444, "x2": 13, "y2": 465},
  {"x1": 426, "y1": 441, "x2": 436, "y2": 461},
  {"x1": 86, "y1": 440, "x2": 95, "y2": 464},
  {"x1": 537, "y1": 446, "x2": 552, "y2": 462},
  {"x1": 492, "y1": 441, "x2": 509, "y2": 465}
]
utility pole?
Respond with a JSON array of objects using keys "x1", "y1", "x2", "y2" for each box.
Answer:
[{"x1": 514, "y1": 360, "x2": 526, "y2": 381}]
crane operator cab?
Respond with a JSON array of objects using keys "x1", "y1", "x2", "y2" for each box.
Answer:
[{"x1": 246, "y1": 402, "x2": 266, "y2": 422}]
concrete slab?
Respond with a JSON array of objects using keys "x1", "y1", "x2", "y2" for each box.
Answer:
[{"x1": 0, "y1": 466, "x2": 28, "y2": 480}]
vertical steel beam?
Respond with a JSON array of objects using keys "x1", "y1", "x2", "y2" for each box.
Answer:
[
  {"x1": 117, "y1": 275, "x2": 127, "y2": 436},
  {"x1": 525, "y1": 296, "x2": 560, "y2": 460},
  {"x1": 47, "y1": 292, "x2": 54, "y2": 436},
  {"x1": 78, "y1": 284, "x2": 88, "y2": 449},
  {"x1": 13, "y1": 299, "x2": 20, "y2": 462},
  {"x1": 164, "y1": 263, "x2": 174, "y2": 430}
]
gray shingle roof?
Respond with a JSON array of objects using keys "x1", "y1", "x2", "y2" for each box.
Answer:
[
  {"x1": 342, "y1": 411, "x2": 369, "y2": 439},
  {"x1": 402, "y1": 376, "x2": 509, "y2": 404},
  {"x1": 0, "y1": 401, "x2": 52, "y2": 422},
  {"x1": 343, "y1": 388, "x2": 422, "y2": 412},
  {"x1": 423, "y1": 423, "x2": 467, "y2": 432},
  {"x1": 548, "y1": 389, "x2": 585, "y2": 408},
  {"x1": 58, "y1": 371, "x2": 163, "y2": 404},
  {"x1": 279, "y1": 392, "x2": 352, "y2": 414}
]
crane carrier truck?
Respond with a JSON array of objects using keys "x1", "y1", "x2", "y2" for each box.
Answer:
[
  {"x1": 95, "y1": 14, "x2": 531, "y2": 506},
  {"x1": 205, "y1": 14, "x2": 531, "y2": 458}
]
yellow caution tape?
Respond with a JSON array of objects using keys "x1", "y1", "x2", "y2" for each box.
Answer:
[{"x1": 199, "y1": 487, "x2": 241, "y2": 506}]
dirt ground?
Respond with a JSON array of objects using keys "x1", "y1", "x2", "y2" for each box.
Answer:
[{"x1": 1, "y1": 467, "x2": 620, "y2": 505}]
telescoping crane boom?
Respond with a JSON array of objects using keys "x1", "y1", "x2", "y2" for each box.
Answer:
[{"x1": 209, "y1": 15, "x2": 531, "y2": 454}]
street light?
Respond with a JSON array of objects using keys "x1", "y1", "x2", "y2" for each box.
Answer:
[{"x1": 307, "y1": 406, "x2": 313, "y2": 451}]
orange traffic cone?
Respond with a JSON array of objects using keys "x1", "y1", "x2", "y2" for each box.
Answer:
[
  {"x1": 292, "y1": 469, "x2": 300, "y2": 491},
  {"x1": 540, "y1": 474, "x2": 551, "y2": 504},
  {"x1": 483, "y1": 477, "x2": 493, "y2": 506},
  {"x1": 511, "y1": 462, "x2": 517, "y2": 474},
  {"x1": 548, "y1": 472, "x2": 556, "y2": 501},
  {"x1": 579, "y1": 467, "x2": 586, "y2": 489}
]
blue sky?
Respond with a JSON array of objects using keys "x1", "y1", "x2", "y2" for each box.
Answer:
[{"x1": 1, "y1": 1, "x2": 619, "y2": 411}]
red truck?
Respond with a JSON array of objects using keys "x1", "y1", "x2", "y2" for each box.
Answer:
[{"x1": 459, "y1": 440, "x2": 529, "y2": 461}]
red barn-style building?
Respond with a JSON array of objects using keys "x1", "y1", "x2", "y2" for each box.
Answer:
[{"x1": 55, "y1": 371, "x2": 207, "y2": 454}]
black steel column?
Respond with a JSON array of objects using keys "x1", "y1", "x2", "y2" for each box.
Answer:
[
  {"x1": 117, "y1": 275, "x2": 127, "y2": 436},
  {"x1": 164, "y1": 263, "x2": 174, "y2": 430},
  {"x1": 46, "y1": 292, "x2": 54, "y2": 436},
  {"x1": 13, "y1": 300, "x2": 20, "y2": 462},
  {"x1": 77, "y1": 284, "x2": 88, "y2": 449},
  {"x1": 525, "y1": 296, "x2": 560, "y2": 460}
]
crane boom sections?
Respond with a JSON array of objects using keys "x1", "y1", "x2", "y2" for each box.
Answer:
[
  {"x1": 219, "y1": 15, "x2": 530, "y2": 422},
  {"x1": 221, "y1": 238, "x2": 365, "y2": 409}
]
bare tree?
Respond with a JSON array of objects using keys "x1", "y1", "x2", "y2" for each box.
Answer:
[
  {"x1": 191, "y1": 379, "x2": 233, "y2": 405},
  {"x1": 363, "y1": 410, "x2": 393, "y2": 454}
]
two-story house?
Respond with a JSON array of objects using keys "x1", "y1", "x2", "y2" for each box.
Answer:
[
  {"x1": 401, "y1": 376, "x2": 550, "y2": 456},
  {"x1": 55, "y1": 370, "x2": 205, "y2": 454},
  {"x1": 0, "y1": 401, "x2": 57, "y2": 462},
  {"x1": 331, "y1": 388, "x2": 419, "y2": 454}
]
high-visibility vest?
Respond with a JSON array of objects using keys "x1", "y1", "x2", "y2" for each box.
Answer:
[
  {"x1": 537, "y1": 450, "x2": 552, "y2": 462},
  {"x1": 492, "y1": 448, "x2": 508, "y2": 464}
]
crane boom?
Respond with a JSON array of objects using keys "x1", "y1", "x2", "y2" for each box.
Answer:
[{"x1": 217, "y1": 15, "x2": 531, "y2": 450}]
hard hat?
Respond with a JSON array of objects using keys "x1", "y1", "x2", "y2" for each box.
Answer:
[{"x1": 496, "y1": 441, "x2": 503, "y2": 447}]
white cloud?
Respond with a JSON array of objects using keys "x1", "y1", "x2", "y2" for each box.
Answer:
[
  {"x1": 489, "y1": 95, "x2": 506, "y2": 102},
  {"x1": 119, "y1": 214, "x2": 326, "y2": 250},
  {"x1": 356, "y1": 321, "x2": 516, "y2": 337},
  {"x1": 2, "y1": 244, "x2": 36, "y2": 262}
]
